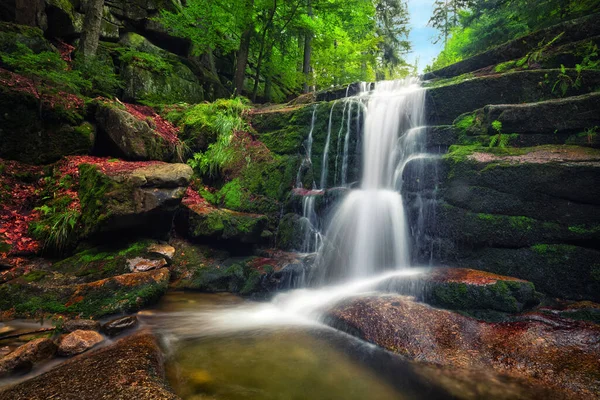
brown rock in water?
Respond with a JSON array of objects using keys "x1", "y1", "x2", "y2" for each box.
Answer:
[
  {"x1": 64, "y1": 319, "x2": 101, "y2": 333},
  {"x1": 127, "y1": 257, "x2": 168, "y2": 272},
  {"x1": 102, "y1": 315, "x2": 138, "y2": 337},
  {"x1": 326, "y1": 294, "x2": 600, "y2": 398},
  {"x1": 0, "y1": 333, "x2": 178, "y2": 399},
  {"x1": 58, "y1": 330, "x2": 104, "y2": 356},
  {"x1": 0, "y1": 338, "x2": 57, "y2": 377}
]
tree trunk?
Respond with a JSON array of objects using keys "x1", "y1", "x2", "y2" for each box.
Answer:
[
  {"x1": 234, "y1": 0, "x2": 255, "y2": 96},
  {"x1": 252, "y1": 0, "x2": 277, "y2": 102},
  {"x1": 302, "y1": 0, "x2": 313, "y2": 93},
  {"x1": 79, "y1": 0, "x2": 104, "y2": 59}
]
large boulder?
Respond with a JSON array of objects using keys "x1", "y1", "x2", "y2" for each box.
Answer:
[
  {"x1": 377, "y1": 268, "x2": 539, "y2": 313},
  {"x1": 0, "y1": 333, "x2": 178, "y2": 399},
  {"x1": 94, "y1": 102, "x2": 175, "y2": 161},
  {"x1": 78, "y1": 162, "x2": 192, "y2": 238},
  {"x1": 0, "y1": 338, "x2": 57, "y2": 377},
  {"x1": 118, "y1": 33, "x2": 203, "y2": 104},
  {"x1": 0, "y1": 71, "x2": 93, "y2": 165},
  {"x1": 325, "y1": 294, "x2": 600, "y2": 398}
]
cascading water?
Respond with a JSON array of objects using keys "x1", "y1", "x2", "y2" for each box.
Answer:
[{"x1": 312, "y1": 79, "x2": 426, "y2": 283}]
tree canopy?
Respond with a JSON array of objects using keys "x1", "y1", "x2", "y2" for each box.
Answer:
[{"x1": 159, "y1": 0, "x2": 412, "y2": 101}]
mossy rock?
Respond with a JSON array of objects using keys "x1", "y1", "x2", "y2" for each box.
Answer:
[
  {"x1": 118, "y1": 33, "x2": 203, "y2": 104},
  {"x1": 0, "y1": 268, "x2": 169, "y2": 320},
  {"x1": 0, "y1": 22, "x2": 52, "y2": 53},
  {"x1": 177, "y1": 203, "x2": 268, "y2": 245},
  {"x1": 0, "y1": 86, "x2": 91, "y2": 164},
  {"x1": 378, "y1": 268, "x2": 539, "y2": 313},
  {"x1": 458, "y1": 245, "x2": 600, "y2": 301},
  {"x1": 78, "y1": 163, "x2": 191, "y2": 239}
]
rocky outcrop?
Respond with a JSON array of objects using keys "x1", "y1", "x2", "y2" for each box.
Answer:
[
  {"x1": 404, "y1": 145, "x2": 600, "y2": 301},
  {"x1": 94, "y1": 102, "x2": 174, "y2": 161},
  {"x1": 423, "y1": 13, "x2": 600, "y2": 80},
  {"x1": 461, "y1": 92, "x2": 600, "y2": 147},
  {"x1": 58, "y1": 330, "x2": 104, "y2": 356},
  {"x1": 0, "y1": 338, "x2": 57, "y2": 377},
  {"x1": 78, "y1": 162, "x2": 192, "y2": 238},
  {"x1": 424, "y1": 69, "x2": 600, "y2": 125},
  {"x1": 0, "y1": 333, "x2": 178, "y2": 399},
  {"x1": 119, "y1": 33, "x2": 203, "y2": 104},
  {"x1": 325, "y1": 294, "x2": 600, "y2": 398}
]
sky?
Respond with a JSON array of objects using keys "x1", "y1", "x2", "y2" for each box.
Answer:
[{"x1": 405, "y1": 0, "x2": 444, "y2": 73}]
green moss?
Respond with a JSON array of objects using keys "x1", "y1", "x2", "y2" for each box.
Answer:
[
  {"x1": 22, "y1": 270, "x2": 49, "y2": 282},
  {"x1": 422, "y1": 72, "x2": 475, "y2": 88},
  {"x1": 568, "y1": 224, "x2": 600, "y2": 235},
  {"x1": 494, "y1": 61, "x2": 517, "y2": 73}
]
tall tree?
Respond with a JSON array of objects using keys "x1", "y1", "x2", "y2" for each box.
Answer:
[
  {"x1": 79, "y1": 0, "x2": 105, "y2": 58},
  {"x1": 234, "y1": 0, "x2": 256, "y2": 95}
]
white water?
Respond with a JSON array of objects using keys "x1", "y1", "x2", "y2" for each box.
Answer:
[
  {"x1": 313, "y1": 79, "x2": 426, "y2": 283},
  {"x1": 148, "y1": 79, "x2": 429, "y2": 339}
]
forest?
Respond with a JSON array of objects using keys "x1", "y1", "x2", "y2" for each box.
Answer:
[{"x1": 0, "y1": 0, "x2": 600, "y2": 399}]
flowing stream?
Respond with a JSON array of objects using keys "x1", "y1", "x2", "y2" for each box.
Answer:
[{"x1": 147, "y1": 79, "x2": 439, "y2": 399}]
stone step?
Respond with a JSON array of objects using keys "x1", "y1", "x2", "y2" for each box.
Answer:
[
  {"x1": 459, "y1": 92, "x2": 600, "y2": 140},
  {"x1": 424, "y1": 69, "x2": 600, "y2": 124},
  {"x1": 422, "y1": 12, "x2": 600, "y2": 80}
]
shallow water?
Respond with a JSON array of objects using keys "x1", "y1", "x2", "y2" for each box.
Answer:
[{"x1": 150, "y1": 291, "x2": 453, "y2": 400}]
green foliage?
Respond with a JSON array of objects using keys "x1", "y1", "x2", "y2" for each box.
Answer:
[
  {"x1": 488, "y1": 120, "x2": 511, "y2": 148},
  {"x1": 117, "y1": 48, "x2": 173, "y2": 75},
  {"x1": 1, "y1": 43, "x2": 90, "y2": 94},
  {"x1": 427, "y1": 0, "x2": 600, "y2": 71},
  {"x1": 72, "y1": 55, "x2": 122, "y2": 97},
  {"x1": 552, "y1": 64, "x2": 580, "y2": 96},
  {"x1": 30, "y1": 200, "x2": 81, "y2": 256},
  {"x1": 184, "y1": 98, "x2": 250, "y2": 177}
]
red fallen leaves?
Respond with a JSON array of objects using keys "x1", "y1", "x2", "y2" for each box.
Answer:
[
  {"x1": 0, "y1": 160, "x2": 44, "y2": 256},
  {"x1": 0, "y1": 68, "x2": 85, "y2": 112},
  {"x1": 63, "y1": 156, "x2": 163, "y2": 176},
  {"x1": 0, "y1": 156, "x2": 166, "y2": 258},
  {"x1": 124, "y1": 103, "x2": 181, "y2": 145},
  {"x1": 55, "y1": 40, "x2": 75, "y2": 64}
]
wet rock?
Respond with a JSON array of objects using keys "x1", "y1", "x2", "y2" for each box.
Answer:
[
  {"x1": 0, "y1": 338, "x2": 57, "y2": 377},
  {"x1": 64, "y1": 319, "x2": 101, "y2": 333},
  {"x1": 147, "y1": 244, "x2": 176, "y2": 262},
  {"x1": 94, "y1": 102, "x2": 174, "y2": 161},
  {"x1": 325, "y1": 294, "x2": 600, "y2": 398},
  {"x1": 102, "y1": 315, "x2": 138, "y2": 337},
  {"x1": 127, "y1": 257, "x2": 168, "y2": 272},
  {"x1": 377, "y1": 268, "x2": 539, "y2": 313},
  {"x1": 58, "y1": 330, "x2": 104, "y2": 356},
  {"x1": 78, "y1": 163, "x2": 191, "y2": 238},
  {"x1": 0, "y1": 333, "x2": 178, "y2": 399}
]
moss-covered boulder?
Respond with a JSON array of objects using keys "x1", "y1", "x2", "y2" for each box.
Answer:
[
  {"x1": 0, "y1": 241, "x2": 171, "y2": 319},
  {"x1": 94, "y1": 102, "x2": 175, "y2": 161},
  {"x1": 460, "y1": 245, "x2": 600, "y2": 302},
  {"x1": 377, "y1": 268, "x2": 539, "y2": 313},
  {"x1": 169, "y1": 239, "x2": 311, "y2": 294},
  {"x1": 177, "y1": 202, "x2": 268, "y2": 245},
  {"x1": 325, "y1": 294, "x2": 600, "y2": 398},
  {"x1": 118, "y1": 32, "x2": 203, "y2": 104},
  {"x1": 424, "y1": 69, "x2": 600, "y2": 124},
  {"x1": 0, "y1": 78, "x2": 92, "y2": 164},
  {"x1": 0, "y1": 22, "x2": 52, "y2": 53},
  {"x1": 459, "y1": 93, "x2": 600, "y2": 148},
  {"x1": 78, "y1": 162, "x2": 192, "y2": 238}
]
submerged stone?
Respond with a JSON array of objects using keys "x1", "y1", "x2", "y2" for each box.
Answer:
[{"x1": 101, "y1": 315, "x2": 138, "y2": 337}]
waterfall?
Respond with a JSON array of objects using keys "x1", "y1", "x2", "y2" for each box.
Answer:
[
  {"x1": 320, "y1": 101, "x2": 337, "y2": 190},
  {"x1": 312, "y1": 79, "x2": 426, "y2": 283}
]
